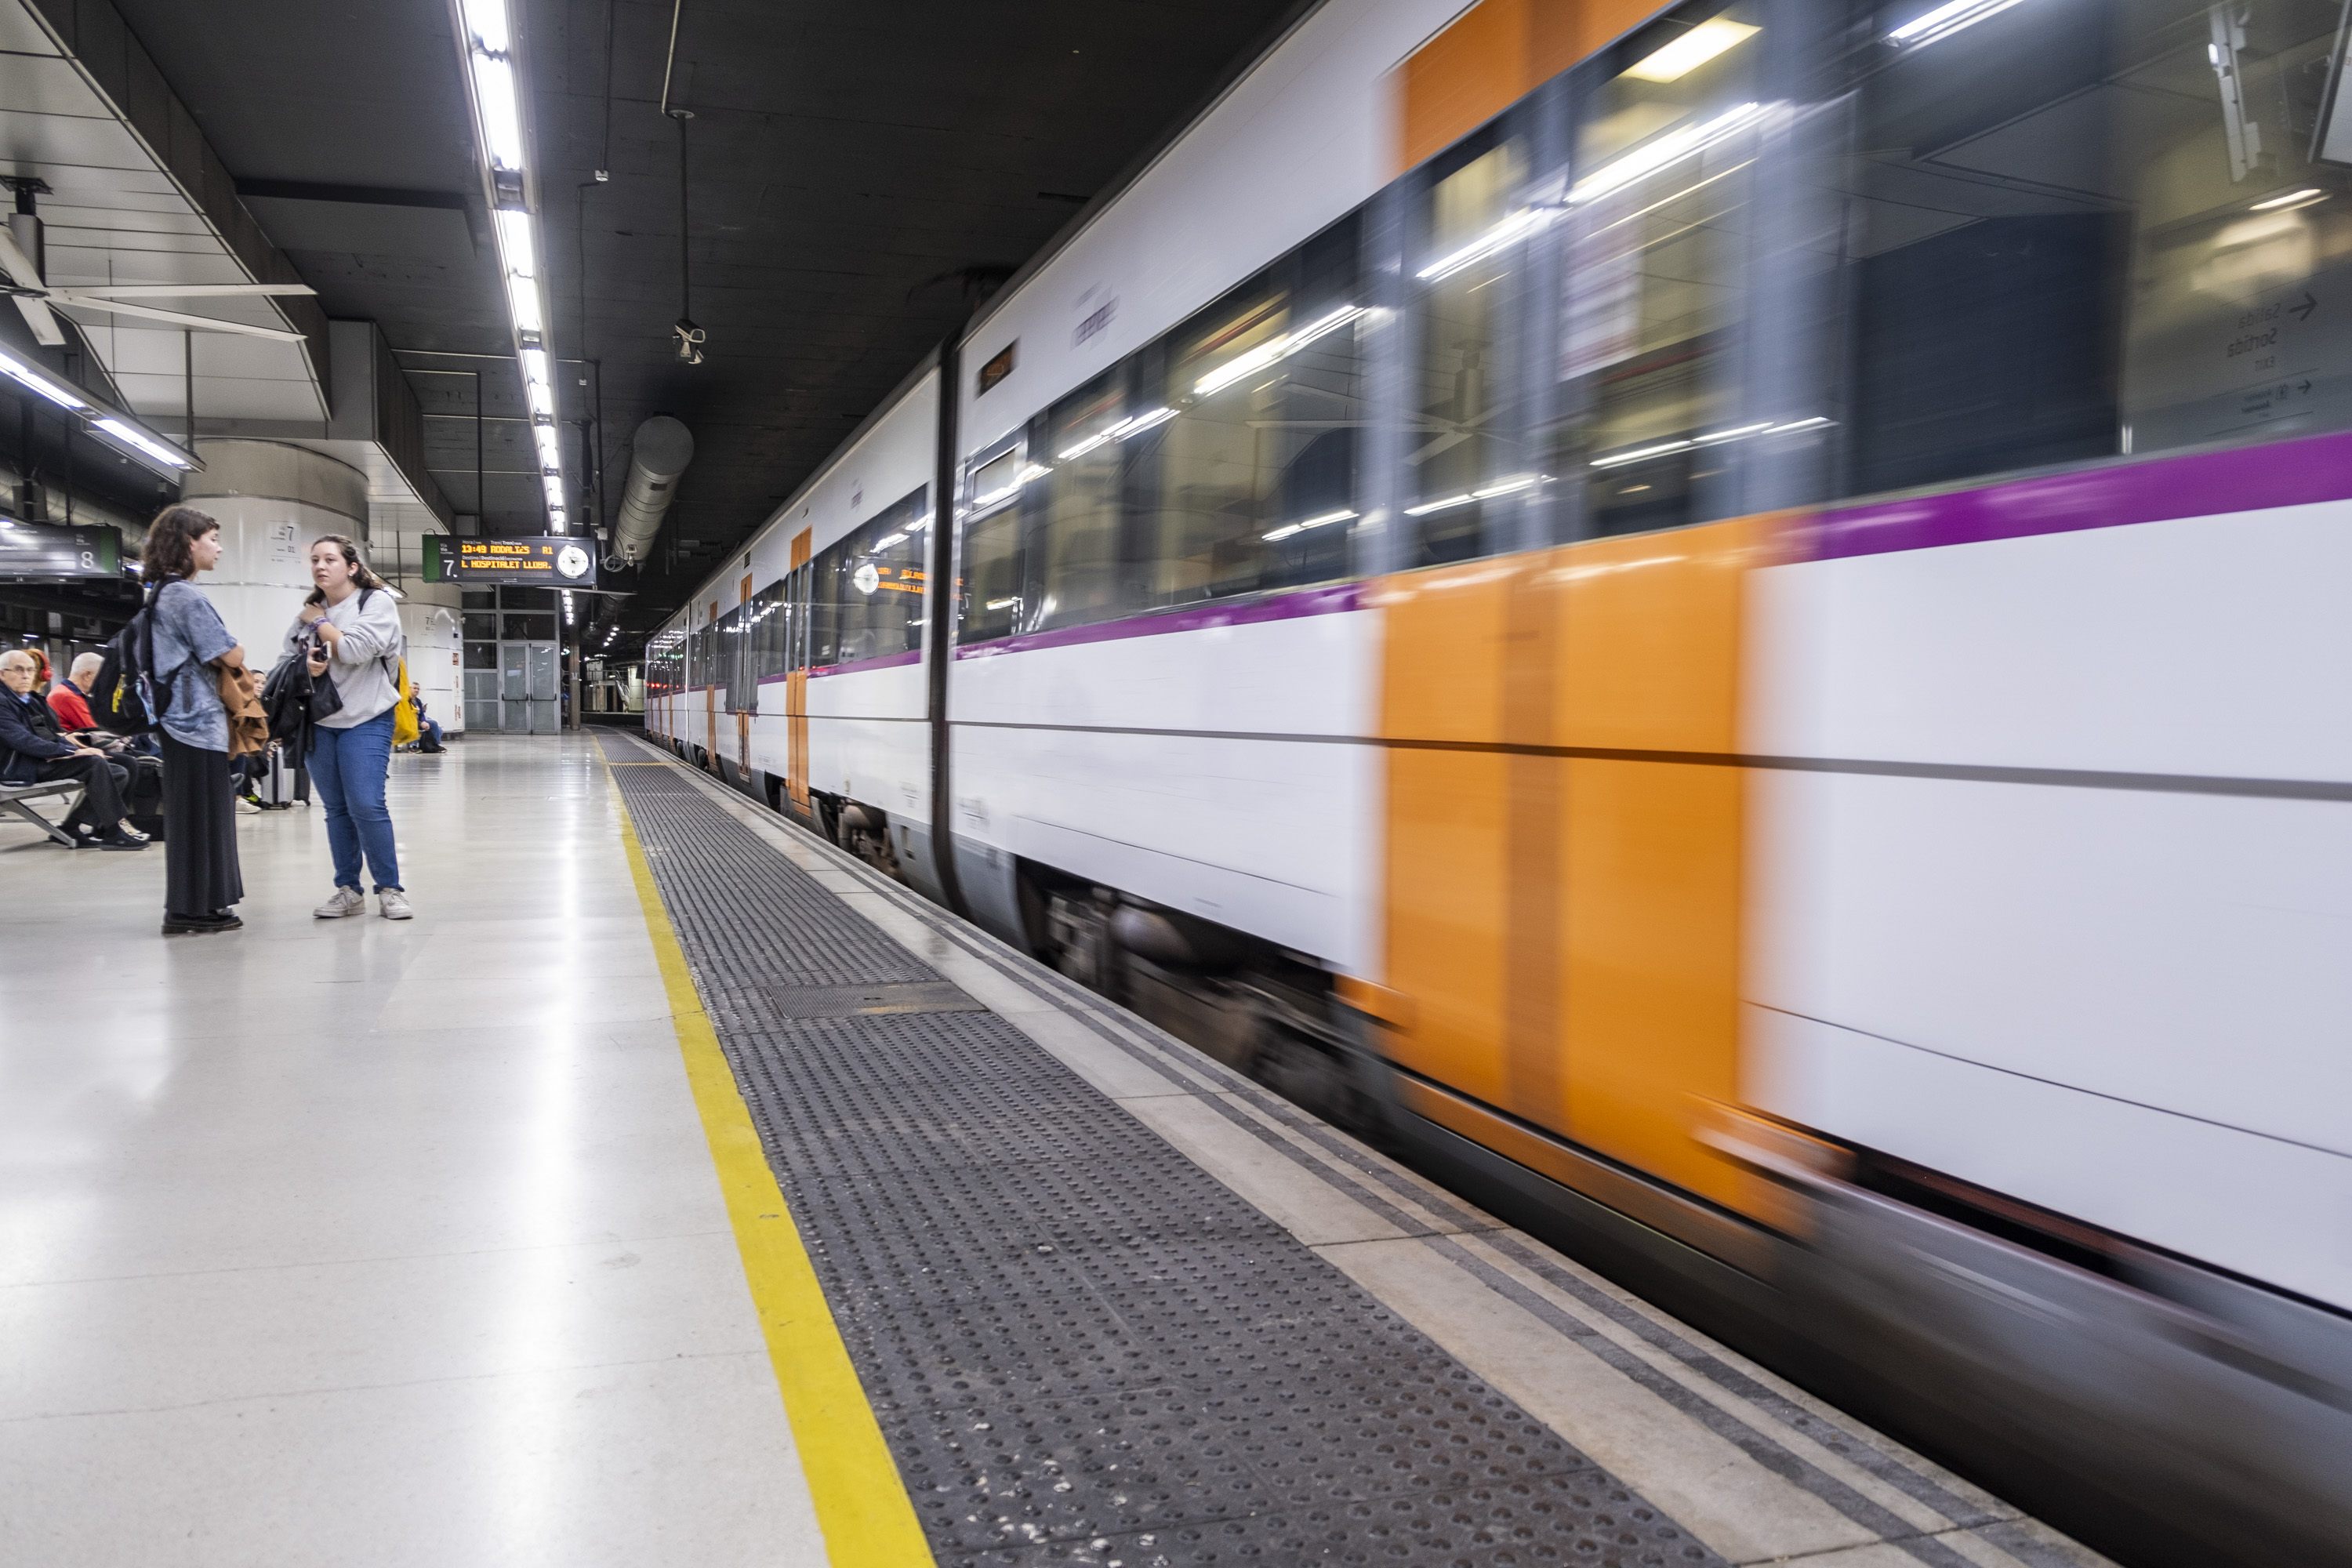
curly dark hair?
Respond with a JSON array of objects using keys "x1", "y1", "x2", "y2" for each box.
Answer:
[{"x1": 140, "y1": 504, "x2": 220, "y2": 583}]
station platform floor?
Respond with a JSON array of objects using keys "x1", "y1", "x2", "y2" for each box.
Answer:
[{"x1": 2, "y1": 732, "x2": 2113, "y2": 1568}]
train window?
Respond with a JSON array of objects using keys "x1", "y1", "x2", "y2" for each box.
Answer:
[
  {"x1": 1825, "y1": 0, "x2": 2352, "y2": 494},
  {"x1": 722, "y1": 604, "x2": 756, "y2": 713},
  {"x1": 1408, "y1": 129, "x2": 1536, "y2": 564},
  {"x1": 1550, "y1": 3, "x2": 1763, "y2": 538},
  {"x1": 1036, "y1": 373, "x2": 1135, "y2": 631},
  {"x1": 959, "y1": 436, "x2": 1032, "y2": 644},
  {"x1": 824, "y1": 488, "x2": 929, "y2": 665},
  {"x1": 750, "y1": 579, "x2": 786, "y2": 681},
  {"x1": 1133, "y1": 218, "x2": 1364, "y2": 610}
]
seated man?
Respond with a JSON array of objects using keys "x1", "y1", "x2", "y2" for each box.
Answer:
[
  {"x1": 48, "y1": 649, "x2": 165, "y2": 829},
  {"x1": 0, "y1": 649, "x2": 147, "y2": 850},
  {"x1": 46, "y1": 651, "x2": 100, "y2": 731}
]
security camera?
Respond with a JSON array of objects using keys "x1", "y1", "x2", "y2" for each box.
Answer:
[{"x1": 673, "y1": 316, "x2": 706, "y2": 365}]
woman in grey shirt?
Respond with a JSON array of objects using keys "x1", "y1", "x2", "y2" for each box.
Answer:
[
  {"x1": 145, "y1": 506, "x2": 246, "y2": 935},
  {"x1": 287, "y1": 534, "x2": 412, "y2": 920}
]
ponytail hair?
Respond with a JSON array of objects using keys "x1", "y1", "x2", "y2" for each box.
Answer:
[{"x1": 303, "y1": 532, "x2": 388, "y2": 605}]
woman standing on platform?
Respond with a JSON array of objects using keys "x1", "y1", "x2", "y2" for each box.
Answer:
[
  {"x1": 289, "y1": 534, "x2": 412, "y2": 921},
  {"x1": 145, "y1": 505, "x2": 247, "y2": 936}
]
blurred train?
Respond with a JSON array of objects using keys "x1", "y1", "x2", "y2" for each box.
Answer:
[{"x1": 643, "y1": 0, "x2": 2352, "y2": 1559}]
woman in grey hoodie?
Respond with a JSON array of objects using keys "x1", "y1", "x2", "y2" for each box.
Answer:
[{"x1": 286, "y1": 534, "x2": 412, "y2": 920}]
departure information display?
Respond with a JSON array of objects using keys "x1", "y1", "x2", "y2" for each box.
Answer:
[
  {"x1": 425, "y1": 535, "x2": 598, "y2": 586},
  {"x1": 0, "y1": 520, "x2": 119, "y2": 580}
]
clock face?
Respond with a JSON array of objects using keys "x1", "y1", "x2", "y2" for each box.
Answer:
[
  {"x1": 556, "y1": 544, "x2": 591, "y2": 580},
  {"x1": 852, "y1": 561, "x2": 881, "y2": 597}
]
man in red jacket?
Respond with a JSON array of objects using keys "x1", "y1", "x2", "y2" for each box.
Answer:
[{"x1": 46, "y1": 651, "x2": 100, "y2": 732}]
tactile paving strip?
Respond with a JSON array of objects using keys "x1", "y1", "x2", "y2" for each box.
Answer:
[{"x1": 603, "y1": 736, "x2": 1725, "y2": 1568}]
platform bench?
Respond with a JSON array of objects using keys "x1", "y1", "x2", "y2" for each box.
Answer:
[{"x1": 0, "y1": 778, "x2": 85, "y2": 846}]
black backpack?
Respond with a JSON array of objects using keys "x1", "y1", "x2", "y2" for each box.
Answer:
[{"x1": 91, "y1": 583, "x2": 172, "y2": 737}]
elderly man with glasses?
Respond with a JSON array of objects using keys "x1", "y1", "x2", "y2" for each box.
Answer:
[{"x1": 0, "y1": 648, "x2": 147, "y2": 851}]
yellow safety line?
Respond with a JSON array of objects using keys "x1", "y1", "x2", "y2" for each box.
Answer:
[{"x1": 608, "y1": 779, "x2": 936, "y2": 1567}]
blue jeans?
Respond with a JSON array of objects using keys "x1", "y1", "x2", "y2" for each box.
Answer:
[{"x1": 308, "y1": 708, "x2": 401, "y2": 891}]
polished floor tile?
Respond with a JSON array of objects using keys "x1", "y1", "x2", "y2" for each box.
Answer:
[{"x1": 0, "y1": 735, "x2": 824, "y2": 1565}]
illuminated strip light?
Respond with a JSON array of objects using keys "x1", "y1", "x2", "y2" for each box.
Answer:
[
  {"x1": 1192, "y1": 306, "x2": 1366, "y2": 397},
  {"x1": 2251, "y1": 187, "x2": 2326, "y2": 212},
  {"x1": 1403, "y1": 474, "x2": 1540, "y2": 517},
  {"x1": 454, "y1": 0, "x2": 569, "y2": 532},
  {"x1": 0, "y1": 350, "x2": 91, "y2": 412},
  {"x1": 1587, "y1": 415, "x2": 1831, "y2": 469},
  {"x1": 93, "y1": 416, "x2": 198, "y2": 472},
  {"x1": 1886, "y1": 0, "x2": 2031, "y2": 46},
  {"x1": 1418, "y1": 209, "x2": 1555, "y2": 282},
  {"x1": 1570, "y1": 102, "x2": 1766, "y2": 205},
  {"x1": 1055, "y1": 405, "x2": 1176, "y2": 461},
  {"x1": 1261, "y1": 507, "x2": 1357, "y2": 543},
  {"x1": 971, "y1": 462, "x2": 1051, "y2": 512}
]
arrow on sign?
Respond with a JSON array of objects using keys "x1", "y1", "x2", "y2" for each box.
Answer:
[
  {"x1": 2290, "y1": 292, "x2": 2317, "y2": 321},
  {"x1": 2302, "y1": 379, "x2": 2314, "y2": 394}
]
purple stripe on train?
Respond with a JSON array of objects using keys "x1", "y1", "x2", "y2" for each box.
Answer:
[
  {"x1": 1803, "y1": 428, "x2": 2352, "y2": 561},
  {"x1": 758, "y1": 649, "x2": 924, "y2": 684},
  {"x1": 955, "y1": 581, "x2": 1363, "y2": 660}
]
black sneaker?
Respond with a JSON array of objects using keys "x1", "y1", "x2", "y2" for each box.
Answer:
[
  {"x1": 162, "y1": 911, "x2": 242, "y2": 935},
  {"x1": 99, "y1": 826, "x2": 149, "y2": 851}
]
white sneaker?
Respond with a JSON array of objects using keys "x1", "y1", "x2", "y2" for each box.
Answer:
[
  {"x1": 378, "y1": 888, "x2": 414, "y2": 920},
  {"x1": 313, "y1": 886, "x2": 365, "y2": 919},
  {"x1": 236, "y1": 796, "x2": 263, "y2": 815}
]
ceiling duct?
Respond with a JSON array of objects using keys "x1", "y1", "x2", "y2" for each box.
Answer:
[{"x1": 607, "y1": 414, "x2": 693, "y2": 570}]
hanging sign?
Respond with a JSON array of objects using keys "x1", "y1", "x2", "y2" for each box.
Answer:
[
  {"x1": 0, "y1": 520, "x2": 118, "y2": 580},
  {"x1": 426, "y1": 535, "x2": 599, "y2": 586}
]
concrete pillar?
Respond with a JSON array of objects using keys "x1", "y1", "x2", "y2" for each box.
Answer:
[
  {"x1": 400, "y1": 600, "x2": 464, "y2": 735},
  {"x1": 180, "y1": 441, "x2": 370, "y2": 666}
]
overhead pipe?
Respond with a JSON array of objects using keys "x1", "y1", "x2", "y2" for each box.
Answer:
[{"x1": 606, "y1": 413, "x2": 693, "y2": 570}]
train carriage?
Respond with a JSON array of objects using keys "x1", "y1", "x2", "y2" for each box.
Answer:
[{"x1": 646, "y1": 0, "x2": 2352, "y2": 1558}]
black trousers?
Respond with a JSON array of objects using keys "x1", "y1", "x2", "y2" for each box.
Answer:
[
  {"x1": 161, "y1": 733, "x2": 242, "y2": 917},
  {"x1": 37, "y1": 752, "x2": 127, "y2": 832}
]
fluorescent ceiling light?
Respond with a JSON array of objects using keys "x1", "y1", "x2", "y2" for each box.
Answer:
[
  {"x1": 1472, "y1": 474, "x2": 1537, "y2": 499},
  {"x1": 495, "y1": 209, "x2": 536, "y2": 277},
  {"x1": 550, "y1": 509, "x2": 567, "y2": 532},
  {"x1": 533, "y1": 424, "x2": 562, "y2": 470},
  {"x1": 542, "y1": 475, "x2": 566, "y2": 508},
  {"x1": 506, "y1": 274, "x2": 544, "y2": 335},
  {"x1": 93, "y1": 416, "x2": 196, "y2": 472},
  {"x1": 1587, "y1": 415, "x2": 1831, "y2": 468},
  {"x1": 1419, "y1": 210, "x2": 1552, "y2": 281},
  {"x1": 1054, "y1": 405, "x2": 1176, "y2": 460},
  {"x1": 1886, "y1": 0, "x2": 2030, "y2": 48},
  {"x1": 460, "y1": 0, "x2": 510, "y2": 54},
  {"x1": 470, "y1": 53, "x2": 526, "y2": 171},
  {"x1": 521, "y1": 346, "x2": 550, "y2": 387},
  {"x1": 526, "y1": 379, "x2": 554, "y2": 419},
  {"x1": 1626, "y1": 18, "x2": 1759, "y2": 82},
  {"x1": 1261, "y1": 507, "x2": 1356, "y2": 543},
  {"x1": 1405, "y1": 492, "x2": 1474, "y2": 517},
  {"x1": 0, "y1": 350, "x2": 90, "y2": 412},
  {"x1": 1570, "y1": 101, "x2": 1764, "y2": 205},
  {"x1": 873, "y1": 531, "x2": 907, "y2": 550},
  {"x1": 2251, "y1": 187, "x2": 2325, "y2": 211},
  {"x1": 1192, "y1": 306, "x2": 1364, "y2": 396}
]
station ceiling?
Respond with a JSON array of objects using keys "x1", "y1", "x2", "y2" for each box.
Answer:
[{"x1": 111, "y1": 0, "x2": 1312, "y2": 637}]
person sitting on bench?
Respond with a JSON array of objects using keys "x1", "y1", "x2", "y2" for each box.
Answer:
[{"x1": 0, "y1": 649, "x2": 147, "y2": 850}]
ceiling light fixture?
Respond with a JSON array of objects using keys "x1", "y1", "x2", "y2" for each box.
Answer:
[
  {"x1": 1193, "y1": 307, "x2": 1365, "y2": 395},
  {"x1": 1627, "y1": 18, "x2": 1760, "y2": 82},
  {"x1": 448, "y1": 0, "x2": 568, "y2": 533},
  {"x1": 0, "y1": 348, "x2": 91, "y2": 412},
  {"x1": 1570, "y1": 101, "x2": 1766, "y2": 205},
  {"x1": 2250, "y1": 187, "x2": 2326, "y2": 211},
  {"x1": 1886, "y1": 0, "x2": 2031, "y2": 48},
  {"x1": 92, "y1": 416, "x2": 198, "y2": 473}
]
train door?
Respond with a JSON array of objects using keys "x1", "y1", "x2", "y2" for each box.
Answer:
[
  {"x1": 734, "y1": 574, "x2": 753, "y2": 781},
  {"x1": 702, "y1": 598, "x2": 719, "y2": 767},
  {"x1": 786, "y1": 528, "x2": 813, "y2": 813}
]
